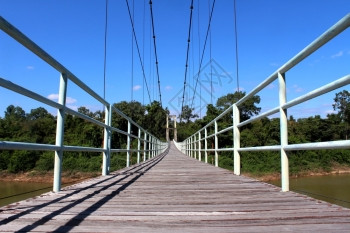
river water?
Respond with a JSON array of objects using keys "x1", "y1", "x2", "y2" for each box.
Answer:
[
  {"x1": 268, "y1": 173, "x2": 350, "y2": 209},
  {"x1": 0, "y1": 181, "x2": 53, "y2": 207},
  {"x1": 1, "y1": 174, "x2": 350, "y2": 209}
]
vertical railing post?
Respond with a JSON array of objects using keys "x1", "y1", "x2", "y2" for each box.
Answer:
[
  {"x1": 126, "y1": 120, "x2": 131, "y2": 167},
  {"x1": 155, "y1": 139, "x2": 158, "y2": 156},
  {"x1": 279, "y1": 72, "x2": 289, "y2": 192},
  {"x1": 233, "y1": 104, "x2": 240, "y2": 175},
  {"x1": 204, "y1": 127, "x2": 208, "y2": 163},
  {"x1": 190, "y1": 136, "x2": 193, "y2": 158},
  {"x1": 137, "y1": 128, "x2": 141, "y2": 164},
  {"x1": 194, "y1": 134, "x2": 197, "y2": 159},
  {"x1": 148, "y1": 135, "x2": 151, "y2": 159},
  {"x1": 152, "y1": 137, "x2": 155, "y2": 157},
  {"x1": 157, "y1": 139, "x2": 160, "y2": 155},
  {"x1": 186, "y1": 139, "x2": 188, "y2": 156},
  {"x1": 198, "y1": 131, "x2": 201, "y2": 161},
  {"x1": 102, "y1": 104, "x2": 111, "y2": 176},
  {"x1": 53, "y1": 73, "x2": 67, "y2": 192},
  {"x1": 143, "y1": 132, "x2": 147, "y2": 162},
  {"x1": 214, "y1": 120, "x2": 218, "y2": 167},
  {"x1": 151, "y1": 136, "x2": 154, "y2": 158}
]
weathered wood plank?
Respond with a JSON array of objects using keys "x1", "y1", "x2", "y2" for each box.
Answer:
[{"x1": 0, "y1": 142, "x2": 349, "y2": 232}]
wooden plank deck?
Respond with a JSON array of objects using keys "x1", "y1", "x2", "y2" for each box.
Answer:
[{"x1": 1, "y1": 142, "x2": 350, "y2": 232}]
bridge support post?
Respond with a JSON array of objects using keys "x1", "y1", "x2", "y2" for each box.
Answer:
[
  {"x1": 198, "y1": 132, "x2": 201, "y2": 161},
  {"x1": 214, "y1": 120, "x2": 219, "y2": 167},
  {"x1": 204, "y1": 128, "x2": 208, "y2": 163},
  {"x1": 53, "y1": 73, "x2": 67, "y2": 192},
  {"x1": 137, "y1": 128, "x2": 141, "y2": 164},
  {"x1": 102, "y1": 104, "x2": 111, "y2": 176},
  {"x1": 144, "y1": 132, "x2": 147, "y2": 161},
  {"x1": 279, "y1": 72, "x2": 289, "y2": 192},
  {"x1": 233, "y1": 104, "x2": 240, "y2": 175},
  {"x1": 127, "y1": 120, "x2": 131, "y2": 167}
]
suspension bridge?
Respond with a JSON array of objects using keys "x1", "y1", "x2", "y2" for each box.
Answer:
[{"x1": 0, "y1": 4, "x2": 350, "y2": 233}]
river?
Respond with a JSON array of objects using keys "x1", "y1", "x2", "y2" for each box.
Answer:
[
  {"x1": 1, "y1": 174, "x2": 350, "y2": 209},
  {"x1": 268, "y1": 173, "x2": 350, "y2": 209},
  {"x1": 0, "y1": 181, "x2": 52, "y2": 207}
]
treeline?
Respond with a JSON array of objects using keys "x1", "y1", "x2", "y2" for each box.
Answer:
[
  {"x1": 0, "y1": 101, "x2": 168, "y2": 173},
  {"x1": 1, "y1": 90, "x2": 350, "y2": 176},
  {"x1": 177, "y1": 91, "x2": 350, "y2": 175}
]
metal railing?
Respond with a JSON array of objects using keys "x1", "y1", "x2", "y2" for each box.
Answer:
[
  {"x1": 0, "y1": 16, "x2": 168, "y2": 192},
  {"x1": 178, "y1": 14, "x2": 350, "y2": 192}
]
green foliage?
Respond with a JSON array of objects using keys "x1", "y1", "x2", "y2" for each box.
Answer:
[
  {"x1": 8, "y1": 150, "x2": 39, "y2": 173},
  {"x1": 62, "y1": 152, "x2": 101, "y2": 172},
  {"x1": 35, "y1": 152, "x2": 54, "y2": 171},
  {"x1": 180, "y1": 90, "x2": 350, "y2": 176},
  {"x1": 180, "y1": 105, "x2": 198, "y2": 123},
  {"x1": 1, "y1": 89, "x2": 350, "y2": 176}
]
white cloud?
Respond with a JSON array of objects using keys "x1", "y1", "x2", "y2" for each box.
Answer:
[
  {"x1": 331, "y1": 51, "x2": 343, "y2": 59},
  {"x1": 66, "y1": 97, "x2": 77, "y2": 104},
  {"x1": 267, "y1": 84, "x2": 276, "y2": 90},
  {"x1": 47, "y1": 94, "x2": 77, "y2": 104},
  {"x1": 165, "y1": 85, "x2": 172, "y2": 91},
  {"x1": 292, "y1": 84, "x2": 303, "y2": 93},
  {"x1": 133, "y1": 85, "x2": 141, "y2": 91},
  {"x1": 325, "y1": 109, "x2": 336, "y2": 115},
  {"x1": 26, "y1": 65, "x2": 34, "y2": 70}
]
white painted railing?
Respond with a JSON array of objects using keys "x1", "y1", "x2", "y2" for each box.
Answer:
[
  {"x1": 0, "y1": 16, "x2": 167, "y2": 192},
  {"x1": 179, "y1": 14, "x2": 350, "y2": 192}
]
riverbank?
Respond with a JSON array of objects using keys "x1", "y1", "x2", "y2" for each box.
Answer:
[
  {"x1": 0, "y1": 170, "x2": 99, "y2": 184},
  {"x1": 244, "y1": 164, "x2": 350, "y2": 182},
  {"x1": 1, "y1": 164, "x2": 350, "y2": 184}
]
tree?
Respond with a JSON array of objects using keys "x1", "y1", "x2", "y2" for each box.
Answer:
[
  {"x1": 333, "y1": 90, "x2": 350, "y2": 139},
  {"x1": 144, "y1": 101, "x2": 169, "y2": 139},
  {"x1": 216, "y1": 91, "x2": 261, "y2": 122},
  {"x1": 4, "y1": 105, "x2": 26, "y2": 121},
  {"x1": 180, "y1": 105, "x2": 198, "y2": 123}
]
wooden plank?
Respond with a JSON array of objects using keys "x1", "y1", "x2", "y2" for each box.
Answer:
[{"x1": 0, "y1": 142, "x2": 349, "y2": 232}]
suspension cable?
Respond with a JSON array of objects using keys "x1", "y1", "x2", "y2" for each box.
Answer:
[
  {"x1": 131, "y1": 0, "x2": 134, "y2": 102},
  {"x1": 149, "y1": 0, "x2": 162, "y2": 107},
  {"x1": 233, "y1": 0, "x2": 240, "y2": 92},
  {"x1": 180, "y1": 0, "x2": 194, "y2": 122},
  {"x1": 191, "y1": 0, "x2": 216, "y2": 110},
  {"x1": 142, "y1": 0, "x2": 146, "y2": 106},
  {"x1": 103, "y1": 0, "x2": 109, "y2": 100},
  {"x1": 208, "y1": 0, "x2": 213, "y2": 105},
  {"x1": 125, "y1": 0, "x2": 152, "y2": 104},
  {"x1": 197, "y1": 0, "x2": 201, "y2": 118}
]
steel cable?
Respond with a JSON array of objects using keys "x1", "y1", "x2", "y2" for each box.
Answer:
[
  {"x1": 190, "y1": 0, "x2": 216, "y2": 111},
  {"x1": 180, "y1": 0, "x2": 194, "y2": 122},
  {"x1": 149, "y1": 0, "x2": 162, "y2": 106},
  {"x1": 125, "y1": 0, "x2": 152, "y2": 104}
]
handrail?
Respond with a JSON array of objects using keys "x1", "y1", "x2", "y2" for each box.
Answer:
[
  {"x1": 180, "y1": 14, "x2": 350, "y2": 192},
  {"x1": 0, "y1": 16, "x2": 168, "y2": 192}
]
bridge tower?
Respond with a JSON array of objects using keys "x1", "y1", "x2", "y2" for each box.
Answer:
[{"x1": 166, "y1": 115, "x2": 177, "y2": 142}]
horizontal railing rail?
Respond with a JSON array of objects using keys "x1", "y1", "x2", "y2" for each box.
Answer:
[
  {"x1": 179, "y1": 14, "x2": 350, "y2": 192},
  {"x1": 0, "y1": 16, "x2": 168, "y2": 192}
]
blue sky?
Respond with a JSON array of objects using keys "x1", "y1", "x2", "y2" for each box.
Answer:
[{"x1": 0, "y1": 0, "x2": 349, "y2": 119}]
